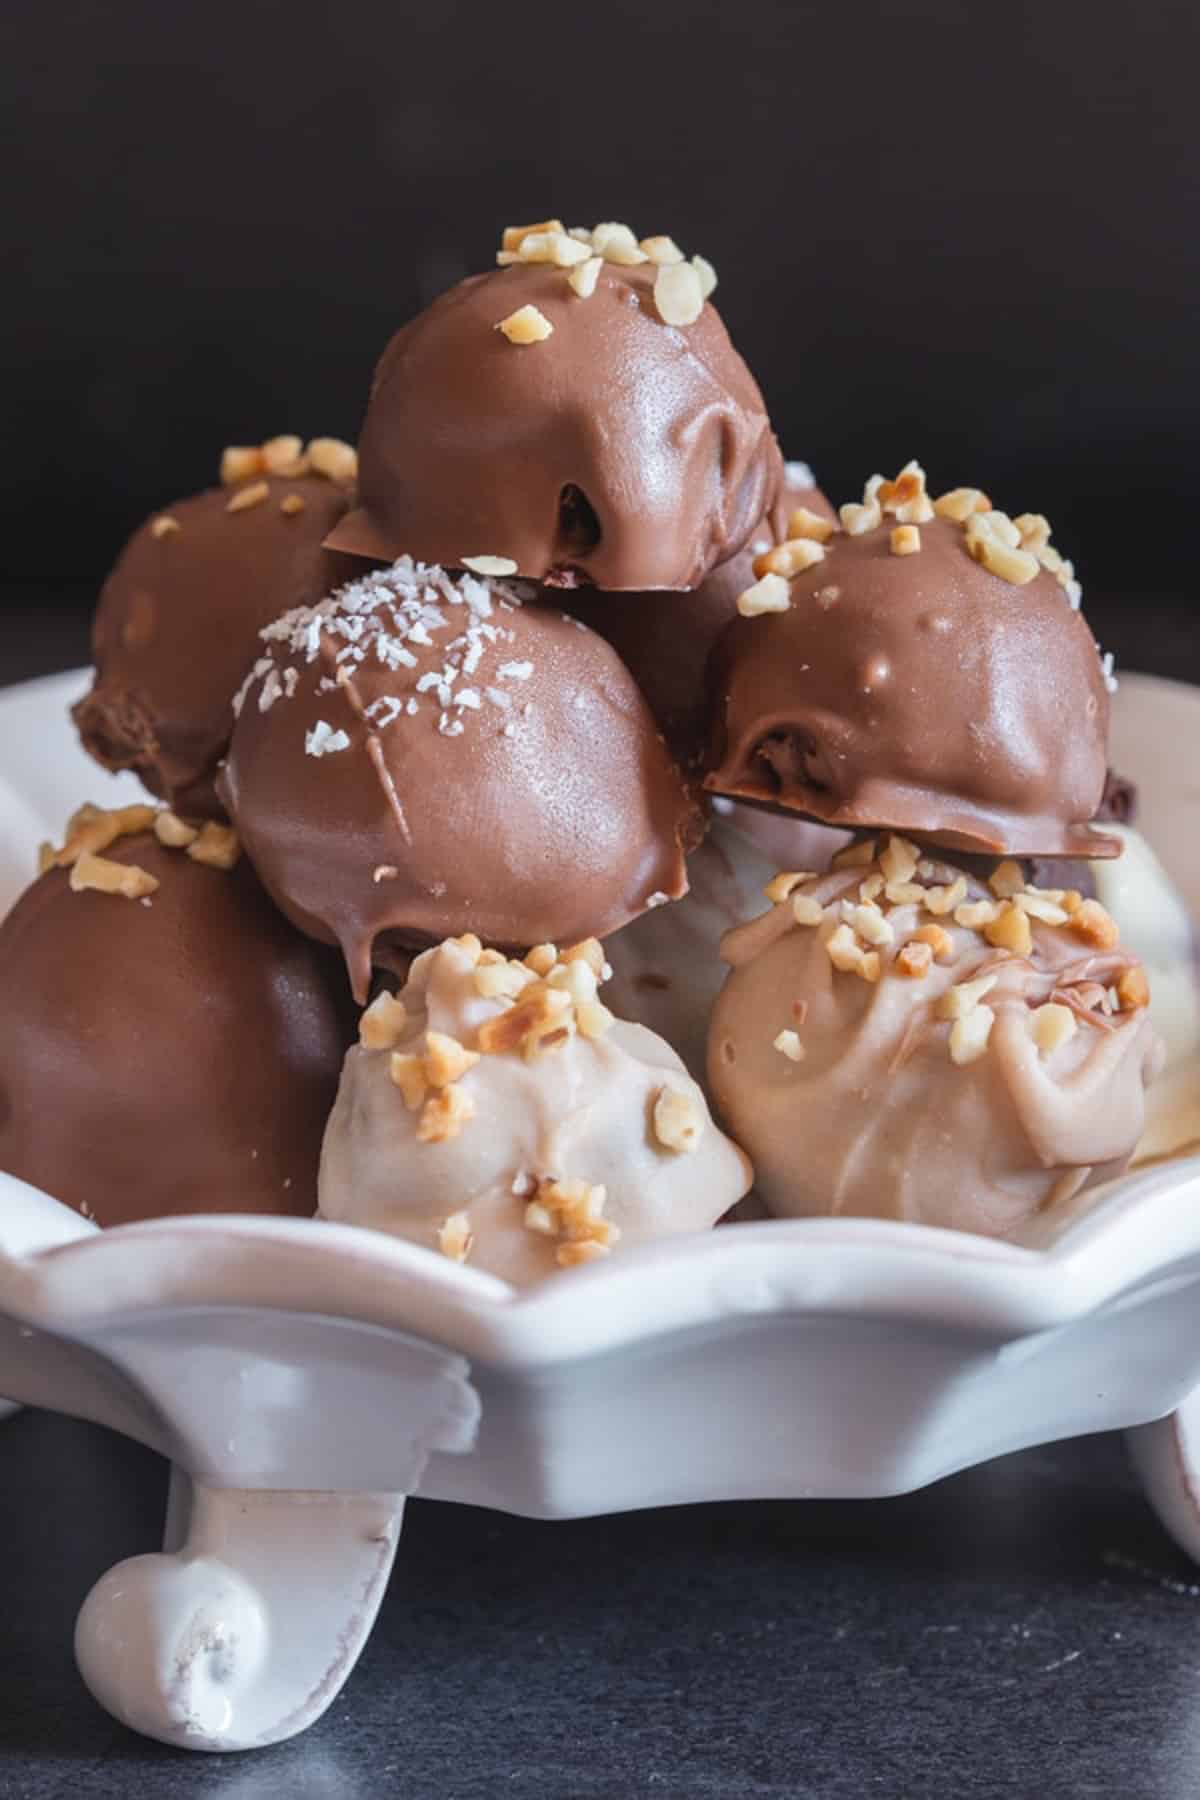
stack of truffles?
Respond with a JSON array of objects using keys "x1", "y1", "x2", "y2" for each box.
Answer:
[{"x1": 0, "y1": 215, "x2": 1192, "y2": 1278}]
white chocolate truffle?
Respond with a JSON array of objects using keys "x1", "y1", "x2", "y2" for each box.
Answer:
[
  {"x1": 606, "y1": 805, "x2": 848, "y2": 1086},
  {"x1": 707, "y1": 838, "x2": 1165, "y2": 1239},
  {"x1": 320, "y1": 935, "x2": 751, "y2": 1283}
]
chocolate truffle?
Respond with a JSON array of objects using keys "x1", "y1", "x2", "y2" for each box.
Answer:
[
  {"x1": 73, "y1": 445, "x2": 359, "y2": 818},
  {"x1": 0, "y1": 805, "x2": 354, "y2": 1226},
  {"x1": 220, "y1": 560, "x2": 702, "y2": 1002},
  {"x1": 705, "y1": 468, "x2": 1117, "y2": 858},
  {"x1": 708, "y1": 835, "x2": 1164, "y2": 1239},
  {"x1": 319, "y1": 934, "x2": 750, "y2": 1284},
  {"x1": 327, "y1": 227, "x2": 782, "y2": 591},
  {"x1": 560, "y1": 462, "x2": 837, "y2": 769}
]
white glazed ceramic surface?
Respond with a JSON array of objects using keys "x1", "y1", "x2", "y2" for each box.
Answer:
[{"x1": 1, "y1": 668, "x2": 1198, "y2": 1753}]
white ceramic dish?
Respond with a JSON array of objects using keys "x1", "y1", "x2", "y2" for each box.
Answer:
[{"x1": 1, "y1": 668, "x2": 1198, "y2": 1754}]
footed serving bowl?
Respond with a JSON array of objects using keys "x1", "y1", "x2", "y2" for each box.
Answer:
[{"x1": 1, "y1": 669, "x2": 1198, "y2": 1754}]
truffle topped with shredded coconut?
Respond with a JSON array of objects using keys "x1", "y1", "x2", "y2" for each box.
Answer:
[{"x1": 219, "y1": 559, "x2": 702, "y2": 999}]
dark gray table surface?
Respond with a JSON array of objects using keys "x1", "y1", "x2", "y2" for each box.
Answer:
[{"x1": 1, "y1": 599, "x2": 1198, "y2": 1800}]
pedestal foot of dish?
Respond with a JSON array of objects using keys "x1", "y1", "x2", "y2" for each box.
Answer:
[
  {"x1": 1126, "y1": 1391, "x2": 1200, "y2": 1564},
  {"x1": 74, "y1": 1470, "x2": 405, "y2": 1751}
]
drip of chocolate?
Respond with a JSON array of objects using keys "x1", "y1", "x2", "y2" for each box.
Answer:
[{"x1": 325, "y1": 264, "x2": 783, "y2": 591}]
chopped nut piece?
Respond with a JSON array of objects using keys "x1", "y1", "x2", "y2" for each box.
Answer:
[
  {"x1": 839, "y1": 499, "x2": 882, "y2": 536},
  {"x1": 737, "y1": 572, "x2": 791, "y2": 617},
  {"x1": 639, "y1": 234, "x2": 686, "y2": 264},
  {"x1": 556, "y1": 1240, "x2": 611, "y2": 1268},
  {"x1": 984, "y1": 902, "x2": 1033, "y2": 956},
  {"x1": 511, "y1": 229, "x2": 592, "y2": 267},
  {"x1": 652, "y1": 1085, "x2": 703, "y2": 1153},
  {"x1": 1060, "y1": 890, "x2": 1083, "y2": 916},
  {"x1": 924, "y1": 877, "x2": 968, "y2": 916},
  {"x1": 773, "y1": 1029, "x2": 805, "y2": 1061},
  {"x1": 220, "y1": 445, "x2": 263, "y2": 485},
  {"x1": 1031, "y1": 1003, "x2": 1077, "y2": 1056},
  {"x1": 501, "y1": 218, "x2": 566, "y2": 253},
  {"x1": 885, "y1": 880, "x2": 927, "y2": 905},
  {"x1": 417, "y1": 1084, "x2": 476, "y2": 1144},
  {"x1": 373, "y1": 864, "x2": 399, "y2": 883},
  {"x1": 859, "y1": 873, "x2": 885, "y2": 903},
  {"x1": 895, "y1": 940, "x2": 933, "y2": 979},
  {"x1": 880, "y1": 834, "x2": 920, "y2": 886},
  {"x1": 226, "y1": 480, "x2": 270, "y2": 514},
  {"x1": 562, "y1": 937, "x2": 606, "y2": 976},
  {"x1": 842, "y1": 901, "x2": 894, "y2": 947},
  {"x1": 826, "y1": 924, "x2": 881, "y2": 982},
  {"x1": 437, "y1": 1211, "x2": 474, "y2": 1263},
  {"x1": 150, "y1": 515, "x2": 181, "y2": 540},
  {"x1": 691, "y1": 254, "x2": 718, "y2": 298},
  {"x1": 476, "y1": 985, "x2": 571, "y2": 1055},
  {"x1": 69, "y1": 851, "x2": 159, "y2": 900},
  {"x1": 938, "y1": 972, "x2": 998, "y2": 1021},
  {"x1": 524, "y1": 1201, "x2": 556, "y2": 1236},
  {"x1": 462, "y1": 554, "x2": 518, "y2": 576},
  {"x1": 989, "y1": 860, "x2": 1026, "y2": 898},
  {"x1": 547, "y1": 957, "x2": 598, "y2": 1003},
  {"x1": 590, "y1": 221, "x2": 647, "y2": 265},
  {"x1": 792, "y1": 893, "x2": 825, "y2": 927},
  {"x1": 568, "y1": 255, "x2": 603, "y2": 298},
  {"x1": 496, "y1": 305, "x2": 554, "y2": 345},
  {"x1": 1014, "y1": 512, "x2": 1052, "y2": 552},
  {"x1": 949, "y1": 1005, "x2": 995, "y2": 1065},
  {"x1": 964, "y1": 515, "x2": 1039, "y2": 585},
  {"x1": 913, "y1": 923, "x2": 954, "y2": 961},
  {"x1": 475, "y1": 959, "x2": 530, "y2": 1001},
  {"x1": 261, "y1": 434, "x2": 306, "y2": 476},
  {"x1": 306, "y1": 437, "x2": 358, "y2": 482},
  {"x1": 359, "y1": 991, "x2": 408, "y2": 1050},
  {"x1": 955, "y1": 899, "x2": 1001, "y2": 930},
  {"x1": 878, "y1": 461, "x2": 929, "y2": 518},
  {"x1": 279, "y1": 493, "x2": 306, "y2": 517},
  {"x1": 1014, "y1": 891, "x2": 1069, "y2": 926},
  {"x1": 524, "y1": 943, "x2": 558, "y2": 976},
  {"x1": 933, "y1": 487, "x2": 990, "y2": 522},
  {"x1": 832, "y1": 838, "x2": 877, "y2": 869},
  {"x1": 753, "y1": 538, "x2": 826, "y2": 579},
  {"x1": 389, "y1": 1052, "x2": 428, "y2": 1110},
  {"x1": 153, "y1": 810, "x2": 198, "y2": 849},
  {"x1": 1070, "y1": 899, "x2": 1120, "y2": 950},
  {"x1": 1117, "y1": 965, "x2": 1150, "y2": 1010},
  {"x1": 786, "y1": 507, "x2": 838, "y2": 544},
  {"x1": 653, "y1": 260, "x2": 705, "y2": 327},
  {"x1": 187, "y1": 821, "x2": 240, "y2": 870},
  {"x1": 890, "y1": 525, "x2": 921, "y2": 556},
  {"x1": 968, "y1": 509, "x2": 1021, "y2": 548},
  {"x1": 423, "y1": 1030, "x2": 480, "y2": 1087},
  {"x1": 766, "y1": 867, "x2": 820, "y2": 900},
  {"x1": 576, "y1": 998, "x2": 615, "y2": 1039}
]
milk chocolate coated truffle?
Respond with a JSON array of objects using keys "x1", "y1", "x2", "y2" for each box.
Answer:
[
  {"x1": 220, "y1": 561, "x2": 702, "y2": 1001},
  {"x1": 74, "y1": 461, "x2": 358, "y2": 818},
  {"x1": 319, "y1": 935, "x2": 750, "y2": 1284},
  {"x1": 706, "y1": 475, "x2": 1116, "y2": 857},
  {"x1": 327, "y1": 258, "x2": 782, "y2": 591},
  {"x1": 560, "y1": 462, "x2": 836, "y2": 768},
  {"x1": 708, "y1": 837, "x2": 1164, "y2": 1239},
  {"x1": 0, "y1": 810, "x2": 354, "y2": 1226}
]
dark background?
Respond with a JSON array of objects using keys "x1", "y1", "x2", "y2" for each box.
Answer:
[{"x1": 2, "y1": 0, "x2": 1198, "y2": 682}]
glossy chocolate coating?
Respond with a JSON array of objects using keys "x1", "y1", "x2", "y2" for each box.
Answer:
[
  {"x1": 706, "y1": 515, "x2": 1115, "y2": 857},
  {"x1": 0, "y1": 834, "x2": 354, "y2": 1226},
  {"x1": 558, "y1": 471, "x2": 836, "y2": 769},
  {"x1": 73, "y1": 476, "x2": 359, "y2": 818},
  {"x1": 219, "y1": 566, "x2": 702, "y2": 1001},
  {"x1": 326, "y1": 264, "x2": 783, "y2": 591}
]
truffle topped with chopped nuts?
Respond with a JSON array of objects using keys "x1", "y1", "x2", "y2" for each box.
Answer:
[
  {"x1": 219, "y1": 559, "x2": 703, "y2": 1002},
  {"x1": 707, "y1": 835, "x2": 1164, "y2": 1238},
  {"x1": 318, "y1": 933, "x2": 751, "y2": 1283},
  {"x1": 560, "y1": 461, "x2": 837, "y2": 769},
  {"x1": 326, "y1": 222, "x2": 782, "y2": 591},
  {"x1": 705, "y1": 466, "x2": 1117, "y2": 858},
  {"x1": 74, "y1": 440, "x2": 361, "y2": 819},
  {"x1": 0, "y1": 804, "x2": 354, "y2": 1227}
]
